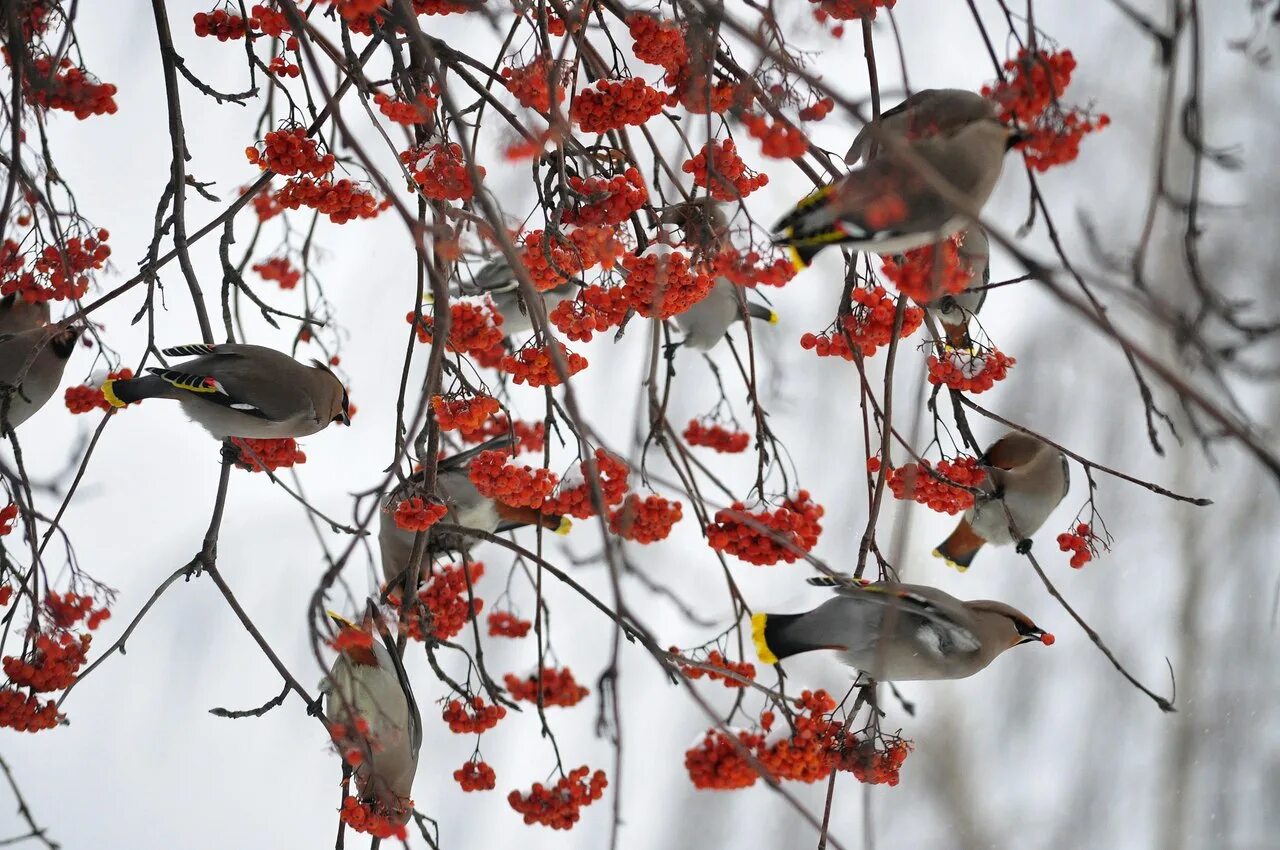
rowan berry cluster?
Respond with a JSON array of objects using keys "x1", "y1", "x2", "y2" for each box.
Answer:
[
  {"x1": 678, "y1": 650, "x2": 755, "y2": 687},
  {"x1": 712, "y1": 247, "x2": 796, "y2": 288},
  {"x1": 548, "y1": 286, "x2": 630, "y2": 342},
  {"x1": 457, "y1": 415, "x2": 545, "y2": 454},
  {"x1": 627, "y1": 14, "x2": 687, "y2": 75},
  {"x1": 0, "y1": 503, "x2": 16, "y2": 536},
  {"x1": 66, "y1": 368, "x2": 134, "y2": 414},
  {"x1": 467, "y1": 450, "x2": 557, "y2": 508},
  {"x1": 272, "y1": 176, "x2": 390, "y2": 224},
  {"x1": 607, "y1": 494, "x2": 683, "y2": 543},
  {"x1": 252, "y1": 256, "x2": 301, "y2": 289},
  {"x1": 407, "y1": 297, "x2": 505, "y2": 359},
  {"x1": 2, "y1": 229, "x2": 112, "y2": 303},
  {"x1": 3, "y1": 631, "x2": 91, "y2": 692},
  {"x1": 683, "y1": 418, "x2": 749, "y2": 453},
  {"x1": 24, "y1": 56, "x2": 118, "y2": 119},
  {"x1": 830, "y1": 733, "x2": 912, "y2": 786},
  {"x1": 541, "y1": 449, "x2": 629, "y2": 519},
  {"x1": 1019, "y1": 111, "x2": 1110, "y2": 171},
  {"x1": 879, "y1": 239, "x2": 972, "y2": 303},
  {"x1": 230, "y1": 437, "x2": 307, "y2": 472},
  {"x1": 809, "y1": 0, "x2": 896, "y2": 20},
  {"x1": 756, "y1": 690, "x2": 841, "y2": 783},
  {"x1": 45, "y1": 591, "x2": 110, "y2": 630},
  {"x1": 501, "y1": 57, "x2": 566, "y2": 112},
  {"x1": 562, "y1": 168, "x2": 648, "y2": 227},
  {"x1": 373, "y1": 90, "x2": 437, "y2": 125},
  {"x1": 392, "y1": 496, "x2": 448, "y2": 533},
  {"x1": 0, "y1": 688, "x2": 60, "y2": 732},
  {"x1": 870, "y1": 455, "x2": 986, "y2": 515},
  {"x1": 432, "y1": 394, "x2": 500, "y2": 432},
  {"x1": 193, "y1": 9, "x2": 247, "y2": 40},
  {"x1": 500, "y1": 341, "x2": 589, "y2": 388},
  {"x1": 339, "y1": 797, "x2": 407, "y2": 841},
  {"x1": 683, "y1": 140, "x2": 770, "y2": 201},
  {"x1": 487, "y1": 610, "x2": 532, "y2": 638},
  {"x1": 670, "y1": 75, "x2": 742, "y2": 115},
  {"x1": 327, "y1": 0, "x2": 385, "y2": 25},
  {"x1": 519, "y1": 226, "x2": 623, "y2": 291},
  {"x1": 926, "y1": 346, "x2": 1016, "y2": 393},
  {"x1": 454, "y1": 760, "x2": 497, "y2": 792},
  {"x1": 394, "y1": 562, "x2": 484, "y2": 641},
  {"x1": 571, "y1": 79, "x2": 667, "y2": 134},
  {"x1": 742, "y1": 113, "x2": 808, "y2": 158},
  {"x1": 401, "y1": 142, "x2": 484, "y2": 201},
  {"x1": 249, "y1": 4, "x2": 291, "y2": 36},
  {"x1": 798, "y1": 97, "x2": 836, "y2": 122},
  {"x1": 507, "y1": 766, "x2": 608, "y2": 829},
  {"x1": 685, "y1": 728, "x2": 767, "y2": 789},
  {"x1": 503, "y1": 667, "x2": 589, "y2": 708},
  {"x1": 1058, "y1": 522, "x2": 1104, "y2": 568},
  {"x1": 620, "y1": 247, "x2": 715, "y2": 319},
  {"x1": 267, "y1": 55, "x2": 300, "y2": 78},
  {"x1": 246, "y1": 127, "x2": 335, "y2": 177},
  {"x1": 800, "y1": 286, "x2": 924, "y2": 359},
  {"x1": 706, "y1": 491, "x2": 825, "y2": 566},
  {"x1": 442, "y1": 696, "x2": 506, "y2": 734}
]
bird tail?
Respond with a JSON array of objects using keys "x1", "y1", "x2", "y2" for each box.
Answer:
[
  {"x1": 772, "y1": 185, "x2": 852, "y2": 269},
  {"x1": 751, "y1": 611, "x2": 810, "y2": 665},
  {"x1": 101, "y1": 373, "x2": 169, "y2": 408},
  {"x1": 932, "y1": 518, "x2": 986, "y2": 571},
  {"x1": 942, "y1": 321, "x2": 972, "y2": 350}
]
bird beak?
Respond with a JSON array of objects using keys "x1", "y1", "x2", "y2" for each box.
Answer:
[
  {"x1": 1017, "y1": 628, "x2": 1054, "y2": 646},
  {"x1": 335, "y1": 411, "x2": 350, "y2": 426},
  {"x1": 1006, "y1": 130, "x2": 1028, "y2": 150},
  {"x1": 327, "y1": 609, "x2": 354, "y2": 629}
]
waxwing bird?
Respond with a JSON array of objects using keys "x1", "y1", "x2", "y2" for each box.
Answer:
[
  {"x1": 0, "y1": 324, "x2": 82, "y2": 429},
  {"x1": 455, "y1": 255, "x2": 577, "y2": 338},
  {"x1": 928, "y1": 225, "x2": 990, "y2": 348},
  {"x1": 934, "y1": 431, "x2": 1069, "y2": 571},
  {"x1": 100, "y1": 343, "x2": 350, "y2": 440},
  {"x1": 321, "y1": 610, "x2": 421, "y2": 825},
  {"x1": 846, "y1": 89, "x2": 999, "y2": 165},
  {"x1": 773, "y1": 118, "x2": 1020, "y2": 269},
  {"x1": 0, "y1": 294, "x2": 51, "y2": 335},
  {"x1": 379, "y1": 435, "x2": 570, "y2": 585},
  {"x1": 659, "y1": 200, "x2": 777, "y2": 351},
  {"x1": 751, "y1": 579, "x2": 1052, "y2": 681}
]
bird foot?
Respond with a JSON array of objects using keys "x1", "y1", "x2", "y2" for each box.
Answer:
[
  {"x1": 220, "y1": 439, "x2": 243, "y2": 466},
  {"x1": 1015, "y1": 538, "x2": 1033, "y2": 555},
  {"x1": 662, "y1": 341, "x2": 683, "y2": 363}
]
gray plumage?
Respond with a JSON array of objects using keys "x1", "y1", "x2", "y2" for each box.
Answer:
[
  {"x1": 102, "y1": 343, "x2": 349, "y2": 440},
  {"x1": 0, "y1": 294, "x2": 51, "y2": 336},
  {"x1": 928, "y1": 225, "x2": 990, "y2": 331},
  {"x1": 846, "y1": 89, "x2": 999, "y2": 165},
  {"x1": 455, "y1": 256, "x2": 577, "y2": 338},
  {"x1": 756, "y1": 581, "x2": 1048, "y2": 681},
  {"x1": 967, "y1": 432, "x2": 1070, "y2": 546},
  {"x1": 0, "y1": 325, "x2": 80, "y2": 429}
]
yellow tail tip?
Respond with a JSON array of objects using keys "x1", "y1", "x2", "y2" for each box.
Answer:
[
  {"x1": 931, "y1": 548, "x2": 969, "y2": 573},
  {"x1": 751, "y1": 612, "x2": 778, "y2": 665},
  {"x1": 768, "y1": 311, "x2": 779, "y2": 325},
  {"x1": 100, "y1": 378, "x2": 127, "y2": 409},
  {"x1": 326, "y1": 609, "x2": 354, "y2": 627},
  {"x1": 555, "y1": 516, "x2": 572, "y2": 536},
  {"x1": 786, "y1": 243, "x2": 808, "y2": 271}
]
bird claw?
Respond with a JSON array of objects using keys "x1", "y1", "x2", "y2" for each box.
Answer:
[
  {"x1": 662, "y1": 341, "x2": 683, "y2": 362},
  {"x1": 220, "y1": 440, "x2": 243, "y2": 466},
  {"x1": 1015, "y1": 538, "x2": 1033, "y2": 555}
]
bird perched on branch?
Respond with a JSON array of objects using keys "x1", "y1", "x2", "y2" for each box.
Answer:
[
  {"x1": 773, "y1": 118, "x2": 1020, "y2": 268},
  {"x1": 934, "y1": 431, "x2": 1069, "y2": 570},
  {"x1": 100, "y1": 343, "x2": 350, "y2": 439},
  {"x1": 379, "y1": 436, "x2": 570, "y2": 586},
  {"x1": 751, "y1": 579, "x2": 1053, "y2": 680},
  {"x1": 845, "y1": 88, "x2": 999, "y2": 165},
  {"x1": 0, "y1": 323, "x2": 82, "y2": 429},
  {"x1": 659, "y1": 199, "x2": 777, "y2": 351},
  {"x1": 321, "y1": 609, "x2": 421, "y2": 826},
  {"x1": 454, "y1": 255, "x2": 577, "y2": 338}
]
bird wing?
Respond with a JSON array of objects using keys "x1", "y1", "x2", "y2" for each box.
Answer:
[
  {"x1": 457, "y1": 256, "x2": 518, "y2": 295},
  {"x1": 379, "y1": 628, "x2": 423, "y2": 759},
  {"x1": 152, "y1": 344, "x2": 312, "y2": 422},
  {"x1": 831, "y1": 582, "x2": 982, "y2": 653}
]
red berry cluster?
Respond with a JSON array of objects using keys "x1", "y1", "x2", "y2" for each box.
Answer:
[
  {"x1": 712, "y1": 246, "x2": 796, "y2": 288},
  {"x1": 454, "y1": 760, "x2": 497, "y2": 792},
  {"x1": 329, "y1": 626, "x2": 374, "y2": 657},
  {"x1": 809, "y1": 0, "x2": 896, "y2": 20},
  {"x1": 1057, "y1": 522, "x2": 1103, "y2": 568},
  {"x1": 562, "y1": 168, "x2": 648, "y2": 227},
  {"x1": 45, "y1": 591, "x2": 110, "y2": 630},
  {"x1": 621, "y1": 247, "x2": 715, "y2": 319},
  {"x1": 327, "y1": 0, "x2": 385, "y2": 25},
  {"x1": 267, "y1": 55, "x2": 300, "y2": 78},
  {"x1": 757, "y1": 690, "x2": 841, "y2": 783},
  {"x1": 0, "y1": 503, "x2": 16, "y2": 536},
  {"x1": 683, "y1": 418, "x2": 749, "y2": 454},
  {"x1": 457, "y1": 415, "x2": 545, "y2": 454},
  {"x1": 66, "y1": 368, "x2": 134, "y2": 414},
  {"x1": 503, "y1": 667, "x2": 588, "y2": 708},
  {"x1": 249, "y1": 4, "x2": 291, "y2": 36},
  {"x1": 678, "y1": 650, "x2": 755, "y2": 687},
  {"x1": 3, "y1": 632, "x2": 92, "y2": 692},
  {"x1": 926, "y1": 346, "x2": 1016, "y2": 393},
  {"x1": 548, "y1": 286, "x2": 630, "y2": 342},
  {"x1": 799, "y1": 286, "x2": 924, "y2": 359},
  {"x1": 193, "y1": 9, "x2": 247, "y2": 40},
  {"x1": 401, "y1": 142, "x2": 484, "y2": 201},
  {"x1": 501, "y1": 57, "x2": 566, "y2": 112},
  {"x1": 627, "y1": 14, "x2": 687, "y2": 74},
  {"x1": 871, "y1": 455, "x2": 985, "y2": 515},
  {"x1": 706, "y1": 491, "x2": 825, "y2": 566},
  {"x1": 685, "y1": 728, "x2": 767, "y2": 789},
  {"x1": 252, "y1": 256, "x2": 301, "y2": 290},
  {"x1": 683, "y1": 140, "x2": 770, "y2": 201},
  {"x1": 407, "y1": 297, "x2": 506, "y2": 361},
  {"x1": 442, "y1": 696, "x2": 507, "y2": 734},
  {"x1": 230, "y1": 437, "x2": 307, "y2": 472},
  {"x1": 499, "y1": 341, "x2": 589, "y2": 388},
  {"x1": 392, "y1": 496, "x2": 449, "y2": 533},
  {"x1": 830, "y1": 733, "x2": 912, "y2": 786},
  {"x1": 742, "y1": 113, "x2": 808, "y2": 159},
  {"x1": 2, "y1": 229, "x2": 112, "y2": 303},
  {"x1": 671, "y1": 75, "x2": 742, "y2": 115},
  {"x1": 0, "y1": 688, "x2": 60, "y2": 732},
  {"x1": 374, "y1": 90, "x2": 437, "y2": 126},
  {"x1": 272, "y1": 176, "x2": 390, "y2": 224},
  {"x1": 879, "y1": 239, "x2": 972, "y2": 303},
  {"x1": 393, "y1": 561, "x2": 484, "y2": 641},
  {"x1": 571, "y1": 78, "x2": 667, "y2": 134},
  {"x1": 24, "y1": 56, "x2": 118, "y2": 119},
  {"x1": 519, "y1": 225, "x2": 623, "y2": 292},
  {"x1": 339, "y1": 797, "x2": 408, "y2": 841},
  {"x1": 487, "y1": 610, "x2": 532, "y2": 638},
  {"x1": 607, "y1": 493, "x2": 683, "y2": 543},
  {"x1": 798, "y1": 97, "x2": 836, "y2": 122},
  {"x1": 541, "y1": 448, "x2": 630, "y2": 519},
  {"x1": 250, "y1": 187, "x2": 284, "y2": 221},
  {"x1": 509, "y1": 767, "x2": 607, "y2": 830},
  {"x1": 432, "y1": 394, "x2": 500, "y2": 432},
  {"x1": 468, "y1": 450, "x2": 558, "y2": 509},
  {"x1": 246, "y1": 127, "x2": 335, "y2": 177},
  {"x1": 1019, "y1": 110, "x2": 1110, "y2": 172}
]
